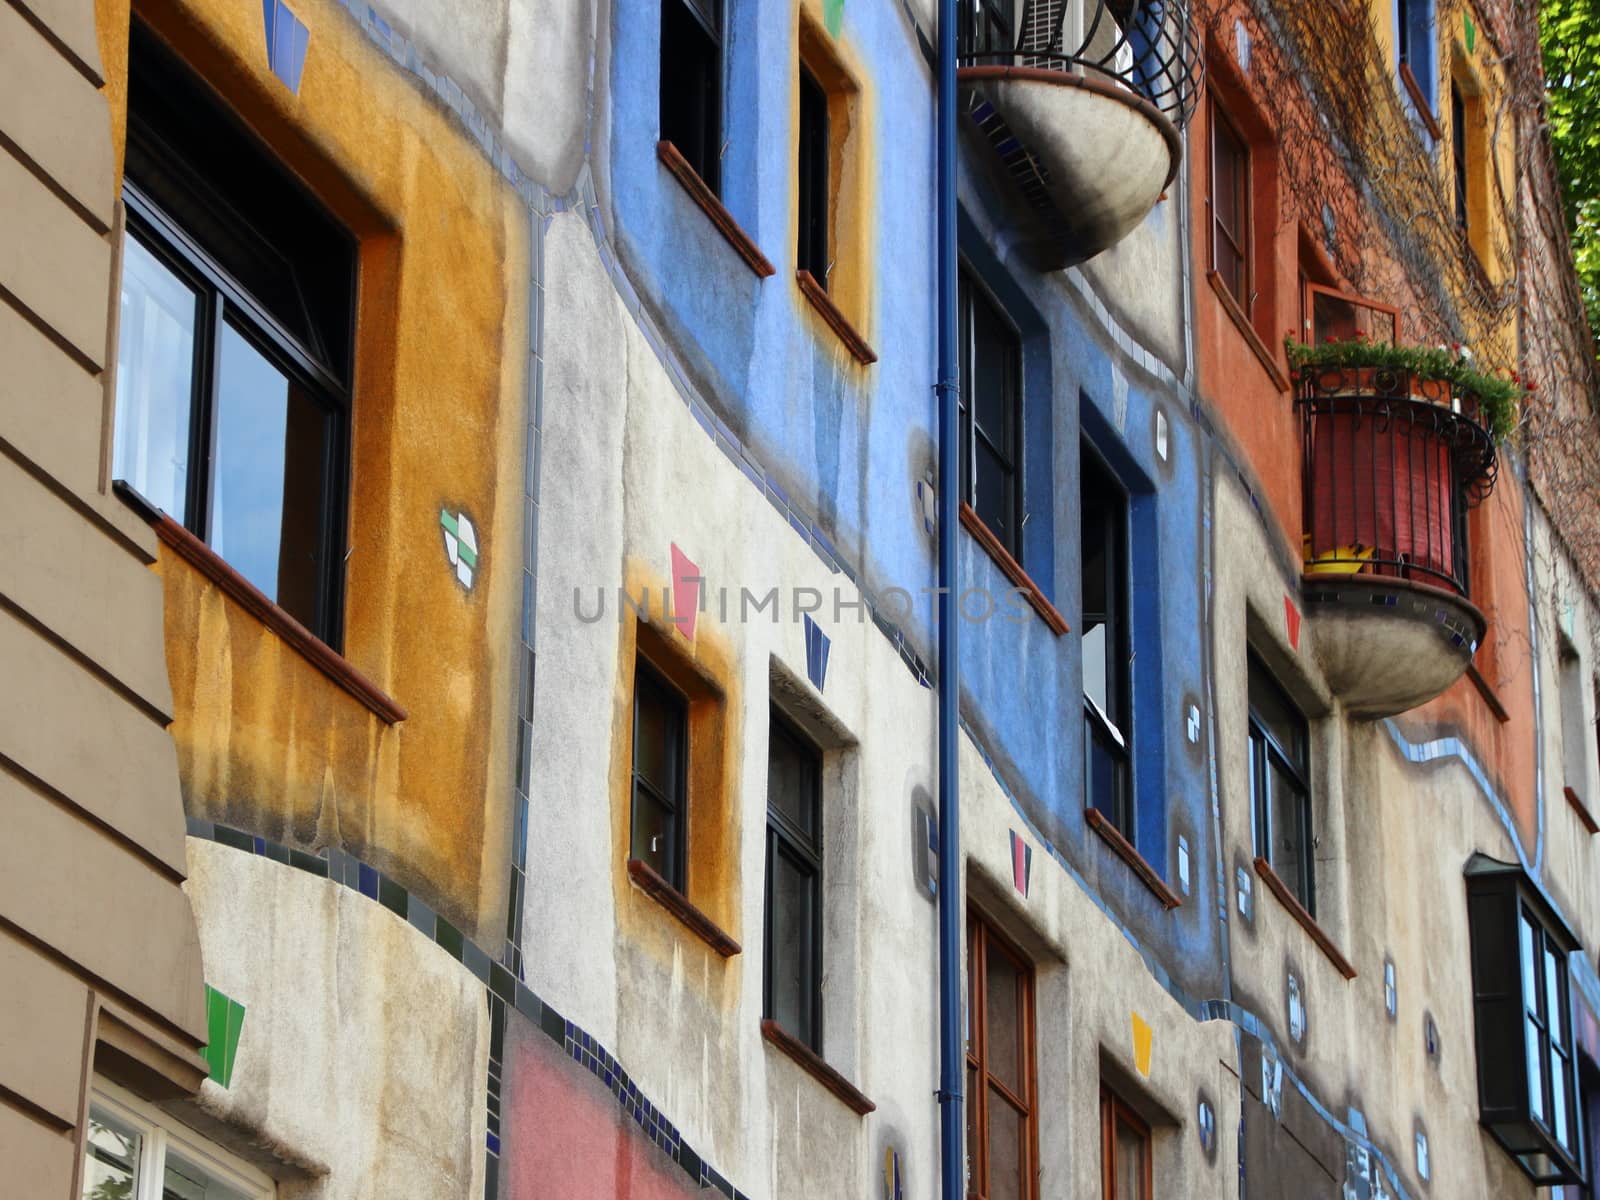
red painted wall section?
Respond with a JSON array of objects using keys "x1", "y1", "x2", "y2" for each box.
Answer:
[{"x1": 502, "y1": 1023, "x2": 702, "y2": 1200}]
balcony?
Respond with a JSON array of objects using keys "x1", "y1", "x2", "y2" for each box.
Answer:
[
  {"x1": 957, "y1": 0, "x2": 1202, "y2": 268},
  {"x1": 1297, "y1": 365, "x2": 1500, "y2": 717}
]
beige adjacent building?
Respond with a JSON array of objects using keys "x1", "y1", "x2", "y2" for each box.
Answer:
[{"x1": 0, "y1": 0, "x2": 209, "y2": 1193}]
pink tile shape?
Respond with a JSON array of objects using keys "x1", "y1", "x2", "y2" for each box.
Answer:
[{"x1": 670, "y1": 544, "x2": 701, "y2": 640}]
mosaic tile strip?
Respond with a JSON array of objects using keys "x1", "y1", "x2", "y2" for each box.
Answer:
[{"x1": 186, "y1": 819, "x2": 752, "y2": 1199}]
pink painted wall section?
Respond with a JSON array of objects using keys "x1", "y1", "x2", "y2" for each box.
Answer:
[{"x1": 502, "y1": 1026, "x2": 702, "y2": 1200}]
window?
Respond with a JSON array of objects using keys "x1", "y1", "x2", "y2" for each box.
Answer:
[
  {"x1": 631, "y1": 657, "x2": 688, "y2": 890},
  {"x1": 82, "y1": 1082, "x2": 274, "y2": 1199},
  {"x1": 1395, "y1": 0, "x2": 1437, "y2": 116},
  {"x1": 1464, "y1": 854, "x2": 1584, "y2": 1184},
  {"x1": 958, "y1": 272, "x2": 1023, "y2": 559},
  {"x1": 1101, "y1": 1086, "x2": 1152, "y2": 1200},
  {"x1": 660, "y1": 0, "x2": 722, "y2": 194},
  {"x1": 1302, "y1": 284, "x2": 1399, "y2": 346},
  {"x1": 764, "y1": 711, "x2": 824, "y2": 1052},
  {"x1": 1209, "y1": 96, "x2": 1250, "y2": 311},
  {"x1": 1248, "y1": 654, "x2": 1314, "y2": 914},
  {"x1": 965, "y1": 912, "x2": 1037, "y2": 1200},
  {"x1": 796, "y1": 63, "x2": 830, "y2": 285},
  {"x1": 114, "y1": 24, "x2": 354, "y2": 646},
  {"x1": 1083, "y1": 443, "x2": 1131, "y2": 837},
  {"x1": 1452, "y1": 79, "x2": 1469, "y2": 233}
]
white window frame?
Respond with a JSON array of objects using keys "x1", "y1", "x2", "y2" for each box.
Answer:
[{"x1": 85, "y1": 1079, "x2": 275, "y2": 1200}]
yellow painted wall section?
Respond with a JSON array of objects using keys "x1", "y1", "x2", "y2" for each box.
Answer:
[{"x1": 97, "y1": 0, "x2": 529, "y2": 942}]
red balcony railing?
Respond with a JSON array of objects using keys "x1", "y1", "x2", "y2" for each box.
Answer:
[{"x1": 1298, "y1": 367, "x2": 1498, "y2": 597}]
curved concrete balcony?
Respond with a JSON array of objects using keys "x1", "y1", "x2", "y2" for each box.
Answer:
[
  {"x1": 1297, "y1": 368, "x2": 1499, "y2": 717},
  {"x1": 958, "y1": 0, "x2": 1202, "y2": 268}
]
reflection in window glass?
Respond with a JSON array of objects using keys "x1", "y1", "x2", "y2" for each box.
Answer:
[
  {"x1": 82, "y1": 1108, "x2": 141, "y2": 1200},
  {"x1": 114, "y1": 236, "x2": 198, "y2": 519},
  {"x1": 163, "y1": 1150, "x2": 253, "y2": 1200}
]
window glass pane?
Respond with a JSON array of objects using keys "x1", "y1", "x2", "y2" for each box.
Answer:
[
  {"x1": 1086, "y1": 710, "x2": 1129, "y2": 834},
  {"x1": 1546, "y1": 946, "x2": 1567, "y2": 1044},
  {"x1": 1248, "y1": 660, "x2": 1307, "y2": 768},
  {"x1": 768, "y1": 842, "x2": 818, "y2": 1047},
  {"x1": 1115, "y1": 1115, "x2": 1147, "y2": 1200},
  {"x1": 660, "y1": 0, "x2": 722, "y2": 193},
  {"x1": 633, "y1": 671, "x2": 682, "y2": 795},
  {"x1": 986, "y1": 1088, "x2": 1024, "y2": 1200},
  {"x1": 162, "y1": 1150, "x2": 252, "y2": 1200},
  {"x1": 975, "y1": 440, "x2": 1015, "y2": 555},
  {"x1": 1528, "y1": 1015, "x2": 1548, "y2": 1123},
  {"x1": 82, "y1": 1108, "x2": 141, "y2": 1200},
  {"x1": 1310, "y1": 290, "x2": 1397, "y2": 345},
  {"x1": 1269, "y1": 763, "x2": 1312, "y2": 909},
  {"x1": 985, "y1": 939, "x2": 1023, "y2": 1094},
  {"x1": 768, "y1": 719, "x2": 819, "y2": 843},
  {"x1": 1212, "y1": 119, "x2": 1240, "y2": 239},
  {"x1": 114, "y1": 234, "x2": 198, "y2": 520},
  {"x1": 210, "y1": 323, "x2": 329, "y2": 629},
  {"x1": 1552, "y1": 1052, "x2": 1570, "y2": 1148},
  {"x1": 971, "y1": 293, "x2": 1015, "y2": 452},
  {"x1": 630, "y1": 786, "x2": 678, "y2": 883},
  {"x1": 1214, "y1": 236, "x2": 1244, "y2": 304},
  {"x1": 796, "y1": 66, "x2": 829, "y2": 283},
  {"x1": 1521, "y1": 914, "x2": 1541, "y2": 1018}
]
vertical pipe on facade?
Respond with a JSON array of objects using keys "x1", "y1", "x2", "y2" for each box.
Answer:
[{"x1": 935, "y1": 0, "x2": 963, "y2": 1192}]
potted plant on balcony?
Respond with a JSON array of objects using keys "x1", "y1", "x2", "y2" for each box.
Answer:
[
  {"x1": 1283, "y1": 333, "x2": 1525, "y2": 442},
  {"x1": 1283, "y1": 334, "x2": 1526, "y2": 594}
]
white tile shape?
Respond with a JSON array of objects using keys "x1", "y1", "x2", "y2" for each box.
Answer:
[
  {"x1": 458, "y1": 514, "x2": 478, "y2": 553},
  {"x1": 1156, "y1": 409, "x2": 1169, "y2": 461},
  {"x1": 1178, "y1": 836, "x2": 1191, "y2": 894}
]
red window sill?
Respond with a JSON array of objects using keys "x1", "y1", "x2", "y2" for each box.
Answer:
[
  {"x1": 1085, "y1": 808, "x2": 1181, "y2": 910},
  {"x1": 960, "y1": 503, "x2": 1069, "y2": 637},
  {"x1": 1566, "y1": 786, "x2": 1599, "y2": 836},
  {"x1": 626, "y1": 858, "x2": 741, "y2": 957},
  {"x1": 1252, "y1": 857, "x2": 1357, "y2": 980},
  {"x1": 115, "y1": 482, "x2": 406, "y2": 725},
  {"x1": 796, "y1": 270, "x2": 877, "y2": 365},
  {"x1": 1206, "y1": 270, "x2": 1291, "y2": 393},
  {"x1": 760, "y1": 1019, "x2": 875, "y2": 1115},
  {"x1": 656, "y1": 141, "x2": 775, "y2": 280}
]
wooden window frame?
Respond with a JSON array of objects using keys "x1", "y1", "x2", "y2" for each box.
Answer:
[
  {"x1": 1101, "y1": 1084, "x2": 1153, "y2": 1200},
  {"x1": 1208, "y1": 94, "x2": 1252, "y2": 315},
  {"x1": 966, "y1": 911, "x2": 1039, "y2": 1200},
  {"x1": 1247, "y1": 653, "x2": 1315, "y2": 917},
  {"x1": 631, "y1": 655, "x2": 690, "y2": 891},
  {"x1": 763, "y1": 708, "x2": 825, "y2": 1053},
  {"x1": 958, "y1": 269, "x2": 1025, "y2": 564}
]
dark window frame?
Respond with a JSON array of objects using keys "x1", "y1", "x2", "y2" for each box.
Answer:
[
  {"x1": 796, "y1": 62, "x2": 831, "y2": 285},
  {"x1": 1209, "y1": 94, "x2": 1252, "y2": 312},
  {"x1": 1248, "y1": 653, "x2": 1315, "y2": 916},
  {"x1": 958, "y1": 270, "x2": 1025, "y2": 562},
  {"x1": 631, "y1": 656, "x2": 690, "y2": 891},
  {"x1": 1082, "y1": 440, "x2": 1133, "y2": 840},
  {"x1": 1100, "y1": 1084, "x2": 1153, "y2": 1200},
  {"x1": 965, "y1": 911, "x2": 1038, "y2": 1200},
  {"x1": 659, "y1": 0, "x2": 724, "y2": 196},
  {"x1": 762, "y1": 709, "x2": 825, "y2": 1052},
  {"x1": 116, "y1": 31, "x2": 354, "y2": 648}
]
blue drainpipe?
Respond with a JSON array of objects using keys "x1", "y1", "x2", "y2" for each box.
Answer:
[{"x1": 935, "y1": 0, "x2": 963, "y2": 1192}]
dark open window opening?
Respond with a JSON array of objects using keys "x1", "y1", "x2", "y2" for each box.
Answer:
[
  {"x1": 1396, "y1": 0, "x2": 1412, "y2": 66},
  {"x1": 763, "y1": 711, "x2": 824, "y2": 1052},
  {"x1": 796, "y1": 64, "x2": 830, "y2": 285},
  {"x1": 1465, "y1": 854, "x2": 1584, "y2": 1185},
  {"x1": 1082, "y1": 442, "x2": 1132, "y2": 838},
  {"x1": 1101, "y1": 1085, "x2": 1153, "y2": 1200},
  {"x1": 1453, "y1": 80, "x2": 1470, "y2": 233},
  {"x1": 115, "y1": 23, "x2": 354, "y2": 647},
  {"x1": 958, "y1": 272, "x2": 1024, "y2": 561},
  {"x1": 660, "y1": 0, "x2": 723, "y2": 195},
  {"x1": 1209, "y1": 96, "x2": 1251, "y2": 311},
  {"x1": 965, "y1": 912, "x2": 1037, "y2": 1200},
  {"x1": 631, "y1": 658, "x2": 689, "y2": 890},
  {"x1": 1248, "y1": 653, "x2": 1315, "y2": 914}
]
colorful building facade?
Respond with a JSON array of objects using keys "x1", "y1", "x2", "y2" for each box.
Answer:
[{"x1": 5, "y1": 0, "x2": 1600, "y2": 1197}]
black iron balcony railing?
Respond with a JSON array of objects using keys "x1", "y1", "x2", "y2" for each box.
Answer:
[
  {"x1": 957, "y1": 0, "x2": 1203, "y2": 126},
  {"x1": 1298, "y1": 367, "x2": 1499, "y2": 597}
]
